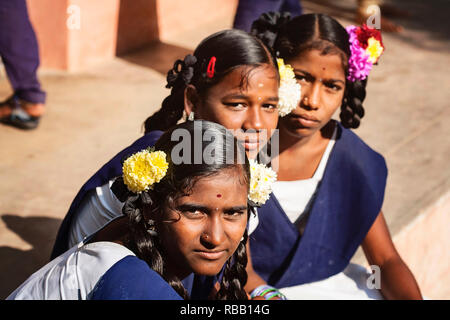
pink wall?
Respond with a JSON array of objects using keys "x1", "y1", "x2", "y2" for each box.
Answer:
[
  {"x1": 116, "y1": 0, "x2": 159, "y2": 55},
  {"x1": 66, "y1": 0, "x2": 120, "y2": 71},
  {"x1": 26, "y1": 0, "x2": 238, "y2": 71},
  {"x1": 157, "y1": 0, "x2": 238, "y2": 41},
  {"x1": 27, "y1": 0, "x2": 69, "y2": 70}
]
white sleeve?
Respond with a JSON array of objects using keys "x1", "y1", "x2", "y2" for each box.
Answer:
[{"x1": 247, "y1": 207, "x2": 259, "y2": 235}]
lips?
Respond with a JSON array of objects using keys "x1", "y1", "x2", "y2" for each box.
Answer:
[
  {"x1": 237, "y1": 137, "x2": 261, "y2": 151},
  {"x1": 243, "y1": 140, "x2": 260, "y2": 151},
  {"x1": 288, "y1": 113, "x2": 320, "y2": 128},
  {"x1": 195, "y1": 250, "x2": 226, "y2": 260}
]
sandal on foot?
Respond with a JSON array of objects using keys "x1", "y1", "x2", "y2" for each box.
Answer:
[{"x1": 0, "y1": 96, "x2": 42, "y2": 130}]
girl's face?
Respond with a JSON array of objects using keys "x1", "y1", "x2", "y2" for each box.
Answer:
[
  {"x1": 185, "y1": 64, "x2": 279, "y2": 157},
  {"x1": 157, "y1": 168, "x2": 248, "y2": 278},
  {"x1": 280, "y1": 49, "x2": 346, "y2": 139}
]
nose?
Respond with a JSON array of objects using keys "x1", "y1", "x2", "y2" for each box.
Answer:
[
  {"x1": 201, "y1": 216, "x2": 226, "y2": 248},
  {"x1": 242, "y1": 106, "x2": 264, "y2": 131},
  {"x1": 302, "y1": 83, "x2": 320, "y2": 110}
]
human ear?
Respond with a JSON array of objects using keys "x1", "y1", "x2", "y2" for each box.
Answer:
[{"x1": 184, "y1": 84, "x2": 200, "y2": 116}]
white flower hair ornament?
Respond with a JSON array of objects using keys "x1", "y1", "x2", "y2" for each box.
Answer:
[
  {"x1": 248, "y1": 159, "x2": 277, "y2": 206},
  {"x1": 277, "y1": 58, "x2": 301, "y2": 117}
]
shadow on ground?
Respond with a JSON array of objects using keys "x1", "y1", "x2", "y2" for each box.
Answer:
[
  {"x1": 119, "y1": 41, "x2": 193, "y2": 76},
  {"x1": 0, "y1": 214, "x2": 61, "y2": 299}
]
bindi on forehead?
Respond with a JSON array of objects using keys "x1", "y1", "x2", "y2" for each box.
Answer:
[{"x1": 217, "y1": 194, "x2": 222, "y2": 198}]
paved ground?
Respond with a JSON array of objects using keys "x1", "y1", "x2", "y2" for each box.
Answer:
[{"x1": 1, "y1": 0, "x2": 449, "y2": 299}]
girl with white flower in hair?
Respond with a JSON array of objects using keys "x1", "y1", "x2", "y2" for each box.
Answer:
[
  {"x1": 8, "y1": 121, "x2": 259, "y2": 300},
  {"x1": 248, "y1": 12, "x2": 422, "y2": 300}
]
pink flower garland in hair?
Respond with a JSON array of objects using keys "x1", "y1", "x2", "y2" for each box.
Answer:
[{"x1": 346, "y1": 24, "x2": 384, "y2": 82}]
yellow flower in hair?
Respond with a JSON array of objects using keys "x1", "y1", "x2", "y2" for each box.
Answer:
[
  {"x1": 365, "y1": 37, "x2": 384, "y2": 64},
  {"x1": 277, "y1": 58, "x2": 295, "y2": 80},
  {"x1": 277, "y1": 58, "x2": 301, "y2": 117},
  {"x1": 248, "y1": 159, "x2": 277, "y2": 206},
  {"x1": 122, "y1": 149, "x2": 169, "y2": 193}
]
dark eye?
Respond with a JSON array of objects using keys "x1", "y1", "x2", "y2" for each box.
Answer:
[
  {"x1": 182, "y1": 209, "x2": 205, "y2": 219},
  {"x1": 263, "y1": 103, "x2": 277, "y2": 110},
  {"x1": 224, "y1": 102, "x2": 246, "y2": 109},
  {"x1": 325, "y1": 83, "x2": 342, "y2": 91},
  {"x1": 224, "y1": 210, "x2": 246, "y2": 220},
  {"x1": 295, "y1": 74, "x2": 307, "y2": 82}
]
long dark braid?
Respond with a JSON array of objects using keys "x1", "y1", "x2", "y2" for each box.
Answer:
[
  {"x1": 252, "y1": 12, "x2": 369, "y2": 129},
  {"x1": 340, "y1": 78, "x2": 367, "y2": 129},
  {"x1": 143, "y1": 55, "x2": 197, "y2": 133},
  {"x1": 215, "y1": 230, "x2": 249, "y2": 300},
  {"x1": 122, "y1": 192, "x2": 189, "y2": 299}
]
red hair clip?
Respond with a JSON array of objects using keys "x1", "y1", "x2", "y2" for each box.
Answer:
[{"x1": 206, "y1": 56, "x2": 216, "y2": 78}]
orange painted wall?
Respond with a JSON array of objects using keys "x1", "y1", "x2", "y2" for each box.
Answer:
[
  {"x1": 157, "y1": 0, "x2": 238, "y2": 41},
  {"x1": 26, "y1": 0, "x2": 239, "y2": 71},
  {"x1": 27, "y1": 0, "x2": 69, "y2": 70},
  {"x1": 66, "y1": 0, "x2": 120, "y2": 71},
  {"x1": 116, "y1": 0, "x2": 159, "y2": 55}
]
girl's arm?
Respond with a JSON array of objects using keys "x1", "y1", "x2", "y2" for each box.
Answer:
[
  {"x1": 245, "y1": 241, "x2": 269, "y2": 299},
  {"x1": 362, "y1": 211, "x2": 423, "y2": 300}
]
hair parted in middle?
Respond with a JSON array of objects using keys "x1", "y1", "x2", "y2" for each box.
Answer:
[{"x1": 251, "y1": 12, "x2": 368, "y2": 129}]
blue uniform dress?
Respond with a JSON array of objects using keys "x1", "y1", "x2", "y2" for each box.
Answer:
[
  {"x1": 90, "y1": 256, "x2": 184, "y2": 300},
  {"x1": 90, "y1": 255, "x2": 214, "y2": 300},
  {"x1": 250, "y1": 122, "x2": 388, "y2": 288}
]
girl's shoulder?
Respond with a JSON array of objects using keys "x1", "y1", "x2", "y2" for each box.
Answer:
[
  {"x1": 135, "y1": 129, "x2": 164, "y2": 144},
  {"x1": 90, "y1": 255, "x2": 182, "y2": 300},
  {"x1": 335, "y1": 121, "x2": 387, "y2": 171},
  {"x1": 126, "y1": 130, "x2": 165, "y2": 154}
]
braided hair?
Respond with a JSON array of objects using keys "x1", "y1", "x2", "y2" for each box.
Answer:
[
  {"x1": 251, "y1": 12, "x2": 367, "y2": 129},
  {"x1": 144, "y1": 29, "x2": 278, "y2": 133},
  {"x1": 113, "y1": 121, "x2": 251, "y2": 299}
]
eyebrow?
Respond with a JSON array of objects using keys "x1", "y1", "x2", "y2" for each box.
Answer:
[
  {"x1": 222, "y1": 94, "x2": 249, "y2": 100},
  {"x1": 222, "y1": 94, "x2": 279, "y2": 102},
  {"x1": 294, "y1": 68, "x2": 345, "y2": 85},
  {"x1": 176, "y1": 203, "x2": 248, "y2": 214}
]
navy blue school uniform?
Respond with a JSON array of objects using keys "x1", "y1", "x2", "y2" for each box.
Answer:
[
  {"x1": 90, "y1": 256, "x2": 214, "y2": 300},
  {"x1": 249, "y1": 122, "x2": 388, "y2": 288}
]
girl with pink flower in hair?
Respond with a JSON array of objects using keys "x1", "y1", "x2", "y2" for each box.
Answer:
[{"x1": 246, "y1": 12, "x2": 423, "y2": 300}]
